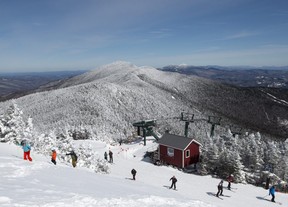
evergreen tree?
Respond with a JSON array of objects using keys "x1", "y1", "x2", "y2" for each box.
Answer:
[
  {"x1": 204, "y1": 142, "x2": 220, "y2": 174},
  {"x1": 264, "y1": 141, "x2": 280, "y2": 173},
  {"x1": 0, "y1": 103, "x2": 30, "y2": 144}
]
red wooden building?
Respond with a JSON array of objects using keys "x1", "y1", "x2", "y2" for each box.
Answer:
[{"x1": 157, "y1": 133, "x2": 202, "y2": 168}]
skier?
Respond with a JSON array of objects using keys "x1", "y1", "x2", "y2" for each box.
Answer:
[
  {"x1": 104, "y1": 151, "x2": 108, "y2": 161},
  {"x1": 216, "y1": 180, "x2": 224, "y2": 197},
  {"x1": 269, "y1": 185, "x2": 276, "y2": 202},
  {"x1": 51, "y1": 149, "x2": 57, "y2": 165},
  {"x1": 109, "y1": 150, "x2": 113, "y2": 163},
  {"x1": 19, "y1": 140, "x2": 33, "y2": 161},
  {"x1": 227, "y1": 174, "x2": 233, "y2": 190},
  {"x1": 66, "y1": 150, "x2": 78, "y2": 168},
  {"x1": 169, "y1": 176, "x2": 177, "y2": 190},
  {"x1": 131, "y1": 168, "x2": 137, "y2": 180}
]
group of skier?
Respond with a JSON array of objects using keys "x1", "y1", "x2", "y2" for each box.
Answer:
[
  {"x1": 18, "y1": 140, "x2": 116, "y2": 168},
  {"x1": 215, "y1": 175, "x2": 277, "y2": 203},
  {"x1": 17, "y1": 139, "x2": 78, "y2": 167},
  {"x1": 104, "y1": 150, "x2": 113, "y2": 163},
  {"x1": 216, "y1": 174, "x2": 233, "y2": 197},
  {"x1": 129, "y1": 168, "x2": 176, "y2": 190},
  {"x1": 17, "y1": 140, "x2": 278, "y2": 203}
]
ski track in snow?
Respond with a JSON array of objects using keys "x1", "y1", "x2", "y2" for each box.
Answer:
[
  {"x1": 1, "y1": 142, "x2": 287, "y2": 207},
  {"x1": 0, "y1": 143, "x2": 216, "y2": 207},
  {"x1": 11, "y1": 196, "x2": 213, "y2": 207},
  {"x1": 260, "y1": 89, "x2": 288, "y2": 107}
]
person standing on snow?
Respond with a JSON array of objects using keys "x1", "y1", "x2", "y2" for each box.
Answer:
[
  {"x1": 216, "y1": 180, "x2": 224, "y2": 197},
  {"x1": 109, "y1": 150, "x2": 113, "y2": 163},
  {"x1": 131, "y1": 168, "x2": 137, "y2": 180},
  {"x1": 104, "y1": 151, "x2": 108, "y2": 161},
  {"x1": 66, "y1": 150, "x2": 78, "y2": 168},
  {"x1": 269, "y1": 185, "x2": 276, "y2": 202},
  {"x1": 19, "y1": 140, "x2": 33, "y2": 161},
  {"x1": 227, "y1": 174, "x2": 233, "y2": 190},
  {"x1": 51, "y1": 149, "x2": 57, "y2": 165},
  {"x1": 169, "y1": 176, "x2": 177, "y2": 190}
]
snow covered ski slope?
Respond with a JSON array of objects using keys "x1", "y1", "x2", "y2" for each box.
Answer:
[{"x1": 0, "y1": 139, "x2": 287, "y2": 207}]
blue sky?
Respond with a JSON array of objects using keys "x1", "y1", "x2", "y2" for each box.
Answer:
[{"x1": 1, "y1": 0, "x2": 288, "y2": 72}]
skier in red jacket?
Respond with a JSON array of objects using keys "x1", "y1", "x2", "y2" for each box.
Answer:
[
  {"x1": 51, "y1": 149, "x2": 57, "y2": 165},
  {"x1": 227, "y1": 174, "x2": 234, "y2": 190}
]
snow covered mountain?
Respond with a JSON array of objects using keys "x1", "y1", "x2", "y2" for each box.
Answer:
[
  {"x1": 0, "y1": 70, "x2": 87, "y2": 101},
  {"x1": 0, "y1": 61, "x2": 212, "y2": 142},
  {"x1": 1, "y1": 61, "x2": 288, "y2": 192},
  {"x1": 159, "y1": 64, "x2": 288, "y2": 88},
  {"x1": 1, "y1": 61, "x2": 287, "y2": 140}
]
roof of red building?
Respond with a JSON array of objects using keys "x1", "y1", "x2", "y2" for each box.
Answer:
[{"x1": 157, "y1": 133, "x2": 202, "y2": 150}]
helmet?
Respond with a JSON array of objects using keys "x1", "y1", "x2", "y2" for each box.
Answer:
[{"x1": 21, "y1": 140, "x2": 26, "y2": 146}]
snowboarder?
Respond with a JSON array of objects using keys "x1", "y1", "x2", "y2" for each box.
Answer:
[
  {"x1": 131, "y1": 168, "x2": 137, "y2": 180},
  {"x1": 104, "y1": 151, "x2": 108, "y2": 161},
  {"x1": 216, "y1": 180, "x2": 224, "y2": 197},
  {"x1": 66, "y1": 150, "x2": 78, "y2": 168},
  {"x1": 19, "y1": 140, "x2": 32, "y2": 161},
  {"x1": 169, "y1": 176, "x2": 177, "y2": 190},
  {"x1": 51, "y1": 149, "x2": 57, "y2": 165},
  {"x1": 109, "y1": 150, "x2": 113, "y2": 163},
  {"x1": 269, "y1": 185, "x2": 276, "y2": 202},
  {"x1": 227, "y1": 174, "x2": 233, "y2": 190}
]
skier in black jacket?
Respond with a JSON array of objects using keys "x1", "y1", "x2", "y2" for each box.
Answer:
[
  {"x1": 216, "y1": 180, "x2": 224, "y2": 197},
  {"x1": 169, "y1": 176, "x2": 177, "y2": 190},
  {"x1": 131, "y1": 168, "x2": 137, "y2": 180}
]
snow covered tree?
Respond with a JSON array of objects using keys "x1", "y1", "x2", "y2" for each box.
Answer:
[
  {"x1": 71, "y1": 143, "x2": 110, "y2": 173},
  {"x1": 214, "y1": 148, "x2": 244, "y2": 182},
  {"x1": 229, "y1": 151, "x2": 245, "y2": 183},
  {"x1": 263, "y1": 141, "x2": 280, "y2": 173},
  {"x1": 0, "y1": 103, "x2": 34, "y2": 144}
]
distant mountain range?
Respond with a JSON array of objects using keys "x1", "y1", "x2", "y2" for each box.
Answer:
[
  {"x1": 0, "y1": 62, "x2": 287, "y2": 141},
  {"x1": 159, "y1": 65, "x2": 288, "y2": 88},
  {"x1": 0, "y1": 70, "x2": 87, "y2": 101}
]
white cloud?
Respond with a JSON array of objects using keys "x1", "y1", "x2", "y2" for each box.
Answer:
[{"x1": 224, "y1": 31, "x2": 259, "y2": 40}]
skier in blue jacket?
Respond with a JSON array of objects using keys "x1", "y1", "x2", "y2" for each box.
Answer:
[
  {"x1": 19, "y1": 140, "x2": 33, "y2": 161},
  {"x1": 269, "y1": 185, "x2": 276, "y2": 202}
]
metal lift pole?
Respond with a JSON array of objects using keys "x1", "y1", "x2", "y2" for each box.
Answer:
[
  {"x1": 185, "y1": 122, "x2": 189, "y2": 137},
  {"x1": 180, "y1": 112, "x2": 194, "y2": 137},
  {"x1": 143, "y1": 128, "x2": 146, "y2": 146},
  {"x1": 208, "y1": 116, "x2": 221, "y2": 137},
  {"x1": 210, "y1": 124, "x2": 216, "y2": 137}
]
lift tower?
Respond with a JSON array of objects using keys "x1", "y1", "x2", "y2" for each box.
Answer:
[
  {"x1": 208, "y1": 116, "x2": 221, "y2": 137},
  {"x1": 132, "y1": 120, "x2": 159, "y2": 146},
  {"x1": 180, "y1": 112, "x2": 194, "y2": 137}
]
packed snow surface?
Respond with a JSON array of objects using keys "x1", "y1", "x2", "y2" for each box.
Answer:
[{"x1": 0, "y1": 138, "x2": 287, "y2": 207}]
